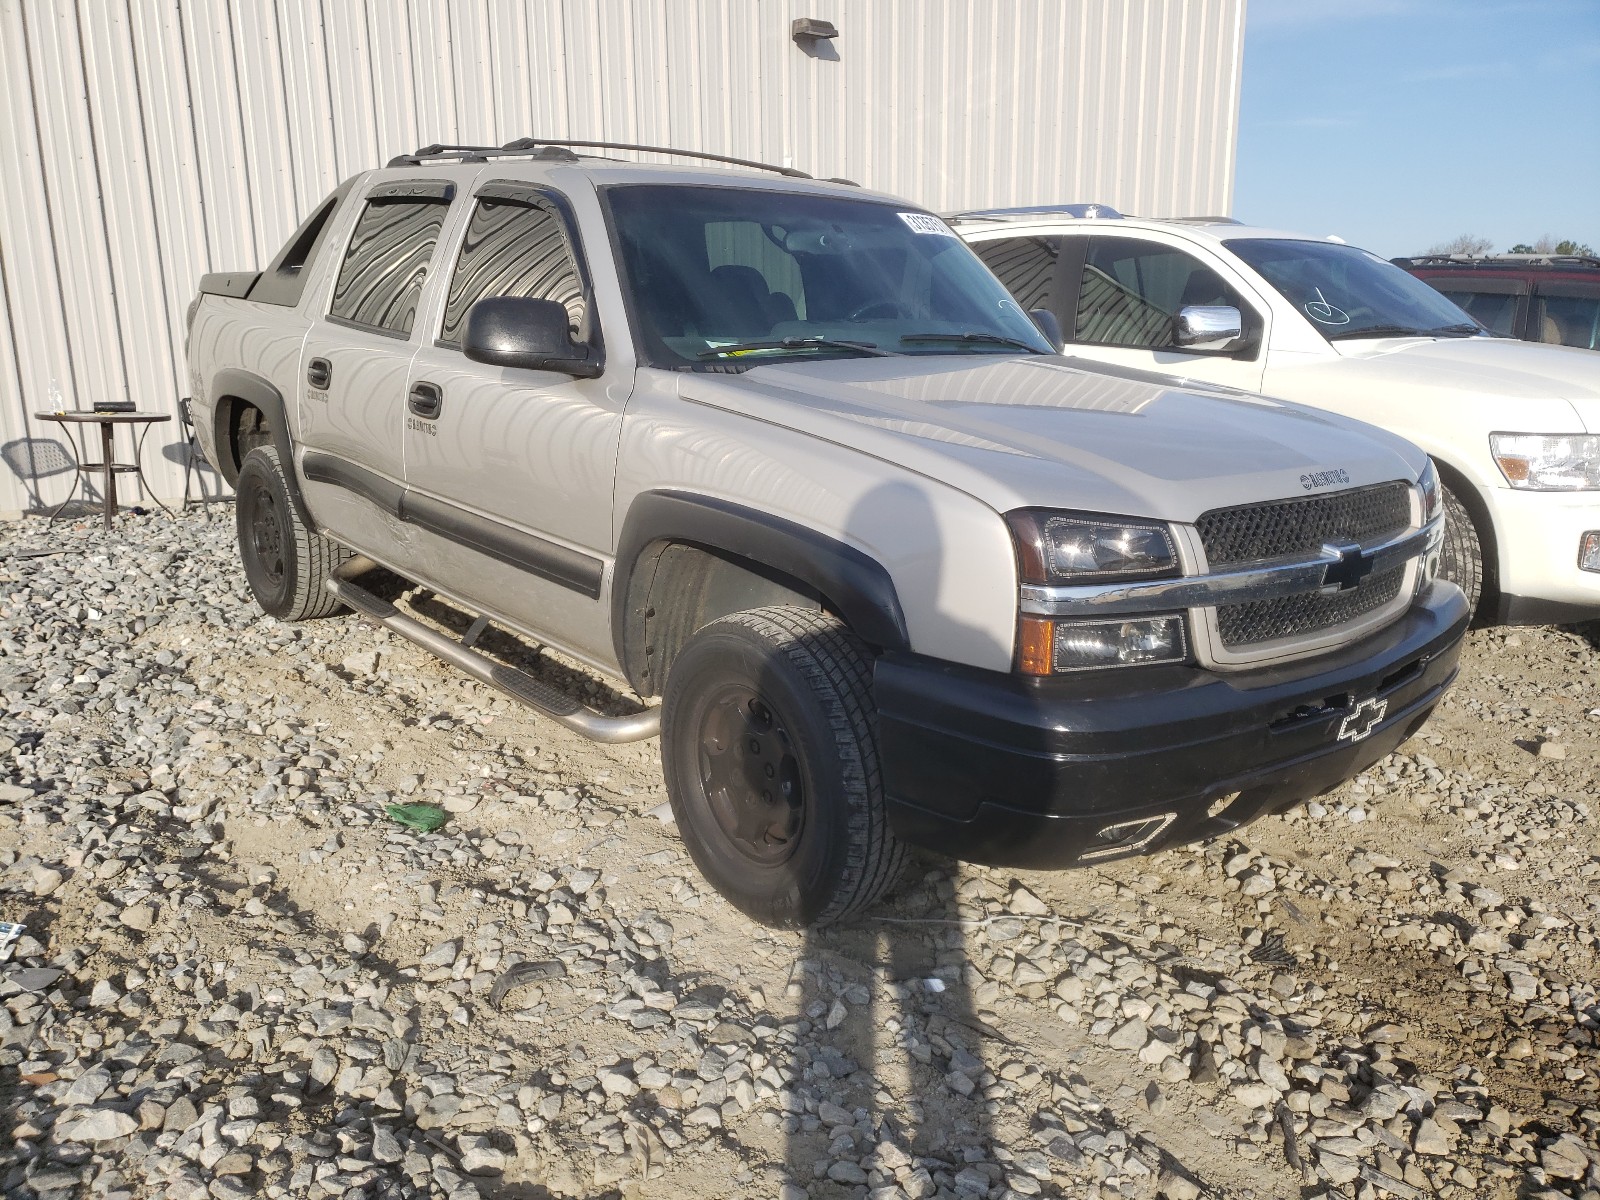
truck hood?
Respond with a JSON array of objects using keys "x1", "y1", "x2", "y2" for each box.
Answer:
[
  {"x1": 677, "y1": 354, "x2": 1424, "y2": 523},
  {"x1": 1331, "y1": 336, "x2": 1600, "y2": 431}
]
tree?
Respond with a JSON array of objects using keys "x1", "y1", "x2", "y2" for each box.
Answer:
[
  {"x1": 1508, "y1": 236, "x2": 1595, "y2": 256},
  {"x1": 1425, "y1": 234, "x2": 1494, "y2": 256}
]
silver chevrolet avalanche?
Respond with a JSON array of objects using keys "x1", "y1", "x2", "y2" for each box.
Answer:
[{"x1": 185, "y1": 140, "x2": 1468, "y2": 927}]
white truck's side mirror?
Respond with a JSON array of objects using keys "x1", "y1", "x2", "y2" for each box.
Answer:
[{"x1": 1174, "y1": 304, "x2": 1243, "y2": 351}]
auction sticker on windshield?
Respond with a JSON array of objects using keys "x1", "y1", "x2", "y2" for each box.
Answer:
[{"x1": 899, "y1": 212, "x2": 957, "y2": 237}]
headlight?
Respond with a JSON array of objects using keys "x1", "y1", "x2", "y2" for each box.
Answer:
[
  {"x1": 1009, "y1": 508, "x2": 1187, "y2": 674},
  {"x1": 1007, "y1": 510, "x2": 1178, "y2": 584},
  {"x1": 1489, "y1": 433, "x2": 1600, "y2": 491},
  {"x1": 1058, "y1": 615, "x2": 1186, "y2": 671},
  {"x1": 1418, "y1": 459, "x2": 1443, "y2": 522}
]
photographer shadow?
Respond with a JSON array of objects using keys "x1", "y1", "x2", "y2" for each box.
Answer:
[{"x1": 775, "y1": 479, "x2": 1024, "y2": 1195}]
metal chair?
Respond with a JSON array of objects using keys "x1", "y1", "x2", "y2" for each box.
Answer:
[
  {"x1": 1, "y1": 435, "x2": 96, "y2": 514},
  {"x1": 178, "y1": 397, "x2": 218, "y2": 516}
]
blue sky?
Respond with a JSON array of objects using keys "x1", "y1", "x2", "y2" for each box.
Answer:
[{"x1": 1235, "y1": 0, "x2": 1600, "y2": 258}]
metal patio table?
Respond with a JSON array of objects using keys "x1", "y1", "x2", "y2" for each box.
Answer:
[{"x1": 33, "y1": 410, "x2": 173, "y2": 531}]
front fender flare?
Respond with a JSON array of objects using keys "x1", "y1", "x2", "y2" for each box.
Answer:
[{"x1": 612, "y1": 491, "x2": 910, "y2": 686}]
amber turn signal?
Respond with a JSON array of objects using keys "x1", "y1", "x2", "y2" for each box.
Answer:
[{"x1": 1017, "y1": 616, "x2": 1055, "y2": 676}]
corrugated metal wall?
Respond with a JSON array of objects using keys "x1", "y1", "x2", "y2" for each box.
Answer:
[{"x1": 0, "y1": 0, "x2": 1245, "y2": 515}]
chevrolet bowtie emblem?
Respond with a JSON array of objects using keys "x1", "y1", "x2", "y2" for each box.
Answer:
[
  {"x1": 1322, "y1": 541, "x2": 1376, "y2": 592},
  {"x1": 1336, "y1": 696, "x2": 1387, "y2": 743}
]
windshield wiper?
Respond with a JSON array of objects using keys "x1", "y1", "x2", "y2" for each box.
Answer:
[
  {"x1": 697, "y1": 336, "x2": 892, "y2": 360},
  {"x1": 1424, "y1": 323, "x2": 1482, "y2": 337},
  {"x1": 900, "y1": 331, "x2": 1046, "y2": 353},
  {"x1": 1325, "y1": 324, "x2": 1430, "y2": 341},
  {"x1": 1327, "y1": 322, "x2": 1482, "y2": 341}
]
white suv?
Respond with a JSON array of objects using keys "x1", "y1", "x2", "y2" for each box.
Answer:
[{"x1": 959, "y1": 207, "x2": 1600, "y2": 623}]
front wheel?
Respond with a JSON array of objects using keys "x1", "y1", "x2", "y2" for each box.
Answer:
[
  {"x1": 660, "y1": 607, "x2": 907, "y2": 928},
  {"x1": 236, "y1": 445, "x2": 349, "y2": 621},
  {"x1": 1438, "y1": 481, "x2": 1484, "y2": 618}
]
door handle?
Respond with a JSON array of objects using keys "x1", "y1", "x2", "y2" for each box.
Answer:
[
  {"x1": 307, "y1": 357, "x2": 332, "y2": 389},
  {"x1": 408, "y1": 381, "x2": 443, "y2": 420}
]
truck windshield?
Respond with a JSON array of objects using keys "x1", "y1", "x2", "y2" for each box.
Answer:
[
  {"x1": 1226, "y1": 238, "x2": 1482, "y2": 342},
  {"x1": 605, "y1": 184, "x2": 1052, "y2": 368}
]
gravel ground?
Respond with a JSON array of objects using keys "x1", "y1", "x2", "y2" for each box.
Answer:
[{"x1": 1, "y1": 509, "x2": 1597, "y2": 1200}]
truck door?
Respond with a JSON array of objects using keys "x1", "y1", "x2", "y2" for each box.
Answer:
[
  {"x1": 297, "y1": 180, "x2": 453, "y2": 550},
  {"x1": 401, "y1": 183, "x2": 627, "y2": 668}
]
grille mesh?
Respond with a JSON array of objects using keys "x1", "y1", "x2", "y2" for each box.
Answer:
[
  {"x1": 1198, "y1": 481, "x2": 1414, "y2": 649},
  {"x1": 1217, "y1": 566, "x2": 1406, "y2": 647},
  {"x1": 1196, "y1": 482, "x2": 1411, "y2": 567}
]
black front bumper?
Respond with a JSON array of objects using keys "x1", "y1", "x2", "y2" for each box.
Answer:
[{"x1": 874, "y1": 584, "x2": 1469, "y2": 869}]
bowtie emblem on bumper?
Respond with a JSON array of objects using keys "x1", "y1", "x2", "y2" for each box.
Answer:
[{"x1": 1336, "y1": 696, "x2": 1388, "y2": 743}]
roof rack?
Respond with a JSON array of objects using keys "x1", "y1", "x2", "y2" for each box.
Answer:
[
  {"x1": 1164, "y1": 215, "x2": 1242, "y2": 225},
  {"x1": 1395, "y1": 252, "x2": 1600, "y2": 269},
  {"x1": 944, "y1": 203, "x2": 1123, "y2": 224},
  {"x1": 387, "y1": 137, "x2": 814, "y2": 179}
]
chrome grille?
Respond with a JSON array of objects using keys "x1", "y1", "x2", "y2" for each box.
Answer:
[
  {"x1": 1216, "y1": 566, "x2": 1406, "y2": 647},
  {"x1": 1197, "y1": 482, "x2": 1412, "y2": 567}
]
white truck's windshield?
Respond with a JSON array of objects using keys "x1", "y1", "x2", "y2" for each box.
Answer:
[
  {"x1": 1227, "y1": 237, "x2": 1481, "y2": 342},
  {"x1": 605, "y1": 184, "x2": 1052, "y2": 368}
]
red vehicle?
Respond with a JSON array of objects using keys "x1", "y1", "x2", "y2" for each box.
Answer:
[{"x1": 1395, "y1": 254, "x2": 1600, "y2": 351}]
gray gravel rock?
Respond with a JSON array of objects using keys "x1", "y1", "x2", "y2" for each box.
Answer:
[{"x1": 2, "y1": 512, "x2": 1595, "y2": 1200}]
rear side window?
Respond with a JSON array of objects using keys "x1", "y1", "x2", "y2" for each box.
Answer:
[
  {"x1": 1533, "y1": 288, "x2": 1600, "y2": 350},
  {"x1": 1075, "y1": 237, "x2": 1244, "y2": 348},
  {"x1": 1439, "y1": 289, "x2": 1518, "y2": 337},
  {"x1": 439, "y1": 198, "x2": 585, "y2": 347},
  {"x1": 972, "y1": 236, "x2": 1060, "y2": 310},
  {"x1": 329, "y1": 198, "x2": 448, "y2": 336}
]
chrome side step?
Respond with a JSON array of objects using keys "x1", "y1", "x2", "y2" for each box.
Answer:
[{"x1": 327, "y1": 557, "x2": 660, "y2": 744}]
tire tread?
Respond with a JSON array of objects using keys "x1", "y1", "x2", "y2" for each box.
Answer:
[{"x1": 1439, "y1": 481, "x2": 1483, "y2": 618}]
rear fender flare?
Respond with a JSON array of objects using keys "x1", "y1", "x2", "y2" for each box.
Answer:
[{"x1": 210, "y1": 367, "x2": 316, "y2": 532}]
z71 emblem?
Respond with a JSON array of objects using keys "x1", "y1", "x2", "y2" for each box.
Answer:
[{"x1": 1336, "y1": 696, "x2": 1388, "y2": 743}]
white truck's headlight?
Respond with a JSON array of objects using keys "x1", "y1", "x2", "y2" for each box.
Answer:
[
  {"x1": 1007, "y1": 511, "x2": 1178, "y2": 583},
  {"x1": 1489, "y1": 433, "x2": 1600, "y2": 491}
]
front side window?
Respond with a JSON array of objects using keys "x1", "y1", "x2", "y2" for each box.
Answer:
[
  {"x1": 972, "y1": 236, "x2": 1061, "y2": 310},
  {"x1": 328, "y1": 197, "x2": 447, "y2": 335},
  {"x1": 1227, "y1": 238, "x2": 1479, "y2": 342},
  {"x1": 604, "y1": 184, "x2": 1051, "y2": 368},
  {"x1": 1074, "y1": 237, "x2": 1245, "y2": 349},
  {"x1": 439, "y1": 198, "x2": 585, "y2": 347}
]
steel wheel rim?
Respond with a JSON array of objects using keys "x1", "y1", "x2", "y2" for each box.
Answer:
[
  {"x1": 249, "y1": 480, "x2": 286, "y2": 588},
  {"x1": 696, "y1": 684, "x2": 805, "y2": 866}
]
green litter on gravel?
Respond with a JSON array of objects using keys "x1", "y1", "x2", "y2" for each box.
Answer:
[{"x1": 385, "y1": 803, "x2": 450, "y2": 833}]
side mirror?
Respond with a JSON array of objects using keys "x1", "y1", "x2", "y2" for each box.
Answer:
[
  {"x1": 1029, "y1": 308, "x2": 1065, "y2": 352},
  {"x1": 1173, "y1": 305, "x2": 1244, "y2": 352},
  {"x1": 463, "y1": 296, "x2": 602, "y2": 378}
]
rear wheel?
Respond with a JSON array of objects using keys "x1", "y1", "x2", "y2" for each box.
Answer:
[
  {"x1": 660, "y1": 606, "x2": 906, "y2": 928},
  {"x1": 236, "y1": 445, "x2": 349, "y2": 621},
  {"x1": 1438, "y1": 481, "x2": 1484, "y2": 617}
]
